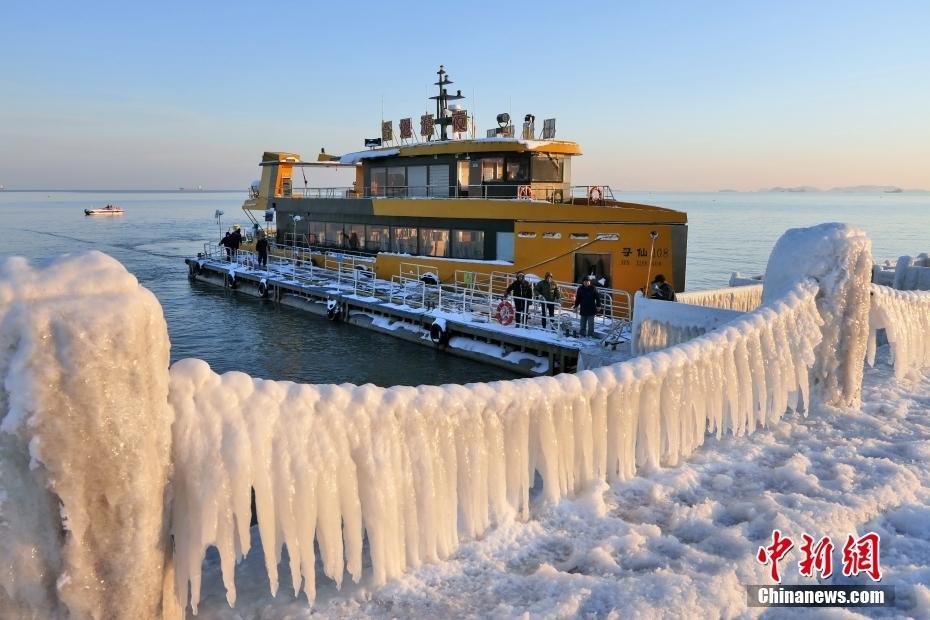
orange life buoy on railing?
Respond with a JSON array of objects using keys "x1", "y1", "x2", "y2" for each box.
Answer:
[
  {"x1": 588, "y1": 186, "x2": 603, "y2": 204},
  {"x1": 495, "y1": 300, "x2": 515, "y2": 326},
  {"x1": 517, "y1": 185, "x2": 533, "y2": 199}
]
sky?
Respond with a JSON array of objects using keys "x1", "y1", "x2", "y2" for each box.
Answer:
[{"x1": 0, "y1": 1, "x2": 928, "y2": 191}]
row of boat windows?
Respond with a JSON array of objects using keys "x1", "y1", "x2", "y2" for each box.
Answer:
[
  {"x1": 297, "y1": 221, "x2": 485, "y2": 259},
  {"x1": 368, "y1": 155, "x2": 564, "y2": 197}
]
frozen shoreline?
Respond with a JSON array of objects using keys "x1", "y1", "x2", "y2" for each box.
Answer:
[{"x1": 193, "y1": 347, "x2": 930, "y2": 618}]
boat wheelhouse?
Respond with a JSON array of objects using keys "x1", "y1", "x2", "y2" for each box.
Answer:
[{"x1": 242, "y1": 66, "x2": 687, "y2": 294}]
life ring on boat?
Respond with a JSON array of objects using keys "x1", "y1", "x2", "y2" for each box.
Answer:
[
  {"x1": 517, "y1": 185, "x2": 533, "y2": 199},
  {"x1": 257, "y1": 281, "x2": 269, "y2": 298},
  {"x1": 326, "y1": 299, "x2": 340, "y2": 321},
  {"x1": 495, "y1": 300, "x2": 515, "y2": 326},
  {"x1": 588, "y1": 186, "x2": 603, "y2": 205},
  {"x1": 224, "y1": 273, "x2": 236, "y2": 289}
]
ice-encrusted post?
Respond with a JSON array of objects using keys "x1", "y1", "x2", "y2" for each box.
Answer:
[
  {"x1": 0, "y1": 253, "x2": 179, "y2": 619},
  {"x1": 762, "y1": 223, "x2": 873, "y2": 408}
]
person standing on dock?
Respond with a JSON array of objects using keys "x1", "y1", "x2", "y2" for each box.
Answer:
[
  {"x1": 573, "y1": 275, "x2": 601, "y2": 338},
  {"x1": 220, "y1": 232, "x2": 232, "y2": 261},
  {"x1": 228, "y1": 225, "x2": 243, "y2": 261},
  {"x1": 650, "y1": 274, "x2": 677, "y2": 302},
  {"x1": 256, "y1": 231, "x2": 269, "y2": 269},
  {"x1": 535, "y1": 272, "x2": 561, "y2": 329},
  {"x1": 504, "y1": 272, "x2": 534, "y2": 328}
]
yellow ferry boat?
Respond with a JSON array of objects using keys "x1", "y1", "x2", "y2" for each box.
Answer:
[{"x1": 241, "y1": 66, "x2": 687, "y2": 295}]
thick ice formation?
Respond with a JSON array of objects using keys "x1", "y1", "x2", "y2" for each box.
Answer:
[
  {"x1": 631, "y1": 293, "x2": 746, "y2": 355},
  {"x1": 0, "y1": 253, "x2": 176, "y2": 619},
  {"x1": 168, "y1": 280, "x2": 823, "y2": 611},
  {"x1": 869, "y1": 284, "x2": 930, "y2": 379},
  {"x1": 763, "y1": 223, "x2": 873, "y2": 407},
  {"x1": 676, "y1": 283, "x2": 763, "y2": 312}
]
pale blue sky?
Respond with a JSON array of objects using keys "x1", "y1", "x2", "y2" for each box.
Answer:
[{"x1": 1, "y1": 1, "x2": 927, "y2": 190}]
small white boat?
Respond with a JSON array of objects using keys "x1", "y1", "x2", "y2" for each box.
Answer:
[{"x1": 84, "y1": 205, "x2": 124, "y2": 216}]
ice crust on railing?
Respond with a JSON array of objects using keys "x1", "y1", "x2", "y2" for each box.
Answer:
[
  {"x1": 869, "y1": 284, "x2": 930, "y2": 379},
  {"x1": 677, "y1": 283, "x2": 764, "y2": 312},
  {"x1": 632, "y1": 294, "x2": 746, "y2": 355},
  {"x1": 0, "y1": 253, "x2": 175, "y2": 619},
  {"x1": 168, "y1": 280, "x2": 823, "y2": 612}
]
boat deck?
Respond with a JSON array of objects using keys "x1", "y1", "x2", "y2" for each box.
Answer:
[{"x1": 186, "y1": 244, "x2": 633, "y2": 376}]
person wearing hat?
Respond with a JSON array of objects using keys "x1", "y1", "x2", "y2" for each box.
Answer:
[
  {"x1": 255, "y1": 229, "x2": 269, "y2": 269},
  {"x1": 534, "y1": 272, "x2": 561, "y2": 329},
  {"x1": 650, "y1": 274, "x2": 676, "y2": 302},
  {"x1": 228, "y1": 224, "x2": 243, "y2": 258},
  {"x1": 503, "y1": 271, "x2": 534, "y2": 327},
  {"x1": 573, "y1": 275, "x2": 601, "y2": 338}
]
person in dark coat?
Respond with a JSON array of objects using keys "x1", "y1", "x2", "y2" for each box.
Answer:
[
  {"x1": 220, "y1": 232, "x2": 232, "y2": 261},
  {"x1": 573, "y1": 275, "x2": 601, "y2": 337},
  {"x1": 650, "y1": 274, "x2": 677, "y2": 301},
  {"x1": 256, "y1": 231, "x2": 269, "y2": 268},
  {"x1": 534, "y1": 272, "x2": 561, "y2": 329},
  {"x1": 504, "y1": 271, "x2": 534, "y2": 327}
]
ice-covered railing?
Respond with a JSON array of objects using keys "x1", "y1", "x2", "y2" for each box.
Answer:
[
  {"x1": 168, "y1": 279, "x2": 822, "y2": 612},
  {"x1": 868, "y1": 284, "x2": 930, "y2": 379},
  {"x1": 631, "y1": 292, "x2": 746, "y2": 354},
  {"x1": 676, "y1": 282, "x2": 764, "y2": 312},
  {"x1": 0, "y1": 223, "x2": 878, "y2": 618}
]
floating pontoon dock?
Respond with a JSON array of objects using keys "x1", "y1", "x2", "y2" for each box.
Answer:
[{"x1": 186, "y1": 244, "x2": 633, "y2": 376}]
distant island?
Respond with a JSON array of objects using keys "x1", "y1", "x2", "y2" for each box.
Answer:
[{"x1": 759, "y1": 185, "x2": 927, "y2": 193}]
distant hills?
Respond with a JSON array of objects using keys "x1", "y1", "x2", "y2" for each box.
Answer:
[{"x1": 756, "y1": 185, "x2": 928, "y2": 194}]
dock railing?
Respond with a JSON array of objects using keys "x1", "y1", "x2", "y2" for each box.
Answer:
[{"x1": 198, "y1": 243, "x2": 631, "y2": 340}]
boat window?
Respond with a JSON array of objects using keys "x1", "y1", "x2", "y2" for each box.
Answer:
[
  {"x1": 325, "y1": 223, "x2": 347, "y2": 247},
  {"x1": 366, "y1": 225, "x2": 390, "y2": 251},
  {"x1": 542, "y1": 232, "x2": 562, "y2": 239},
  {"x1": 408, "y1": 166, "x2": 428, "y2": 198},
  {"x1": 506, "y1": 158, "x2": 528, "y2": 182},
  {"x1": 307, "y1": 221, "x2": 325, "y2": 245},
  {"x1": 346, "y1": 223, "x2": 365, "y2": 250},
  {"x1": 496, "y1": 232, "x2": 515, "y2": 262},
  {"x1": 370, "y1": 167, "x2": 387, "y2": 197},
  {"x1": 453, "y1": 230, "x2": 484, "y2": 259},
  {"x1": 387, "y1": 167, "x2": 406, "y2": 197},
  {"x1": 531, "y1": 154, "x2": 563, "y2": 182},
  {"x1": 429, "y1": 164, "x2": 450, "y2": 197},
  {"x1": 392, "y1": 227, "x2": 418, "y2": 254},
  {"x1": 419, "y1": 229, "x2": 450, "y2": 257},
  {"x1": 481, "y1": 158, "x2": 505, "y2": 182},
  {"x1": 570, "y1": 232, "x2": 590, "y2": 240}
]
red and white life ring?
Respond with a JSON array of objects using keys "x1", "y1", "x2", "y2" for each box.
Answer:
[
  {"x1": 517, "y1": 185, "x2": 533, "y2": 199},
  {"x1": 588, "y1": 186, "x2": 603, "y2": 204},
  {"x1": 495, "y1": 300, "x2": 515, "y2": 326}
]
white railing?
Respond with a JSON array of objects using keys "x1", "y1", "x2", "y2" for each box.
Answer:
[
  {"x1": 6, "y1": 224, "x2": 901, "y2": 618},
  {"x1": 676, "y1": 283, "x2": 764, "y2": 312},
  {"x1": 167, "y1": 279, "x2": 822, "y2": 612},
  {"x1": 868, "y1": 283, "x2": 930, "y2": 378}
]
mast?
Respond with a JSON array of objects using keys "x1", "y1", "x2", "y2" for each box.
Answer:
[{"x1": 429, "y1": 65, "x2": 465, "y2": 141}]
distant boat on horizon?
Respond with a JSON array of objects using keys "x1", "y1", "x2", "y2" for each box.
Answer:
[{"x1": 85, "y1": 204, "x2": 124, "y2": 216}]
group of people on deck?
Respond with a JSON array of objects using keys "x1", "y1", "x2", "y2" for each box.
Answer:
[
  {"x1": 503, "y1": 271, "x2": 676, "y2": 338},
  {"x1": 219, "y1": 224, "x2": 269, "y2": 268}
]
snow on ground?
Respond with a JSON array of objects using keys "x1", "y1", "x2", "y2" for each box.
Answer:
[{"x1": 193, "y1": 347, "x2": 930, "y2": 619}]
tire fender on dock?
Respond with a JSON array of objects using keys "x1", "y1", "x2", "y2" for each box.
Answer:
[
  {"x1": 326, "y1": 299, "x2": 341, "y2": 321},
  {"x1": 258, "y1": 279, "x2": 269, "y2": 298},
  {"x1": 429, "y1": 318, "x2": 449, "y2": 345},
  {"x1": 224, "y1": 272, "x2": 237, "y2": 289}
]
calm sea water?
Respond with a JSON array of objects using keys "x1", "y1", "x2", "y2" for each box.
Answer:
[{"x1": 1, "y1": 190, "x2": 927, "y2": 385}]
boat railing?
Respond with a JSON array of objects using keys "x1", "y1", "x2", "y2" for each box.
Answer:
[{"x1": 288, "y1": 184, "x2": 617, "y2": 204}]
